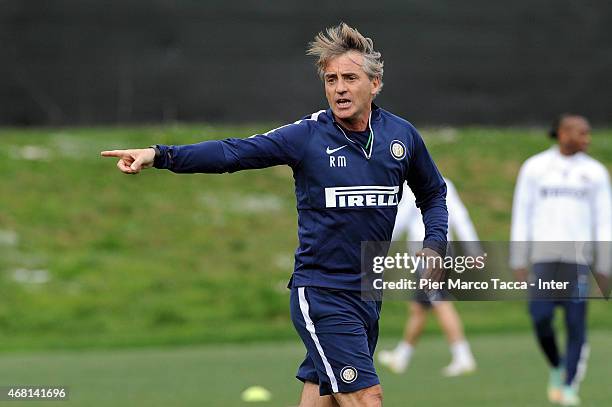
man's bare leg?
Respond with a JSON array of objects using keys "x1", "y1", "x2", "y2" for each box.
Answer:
[
  {"x1": 432, "y1": 301, "x2": 476, "y2": 375},
  {"x1": 432, "y1": 302, "x2": 464, "y2": 343},
  {"x1": 333, "y1": 384, "x2": 383, "y2": 407},
  {"x1": 403, "y1": 302, "x2": 428, "y2": 345},
  {"x1": 299, "y1": 382, "x2": 339, "y2": 407},
  {"x1": 378, "y1": 302, "x2": 428, "y2": 373}
]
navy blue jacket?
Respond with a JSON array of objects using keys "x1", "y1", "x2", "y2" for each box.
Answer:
[{"x1": 154, "y1": 105, "x2": 448, "y2": 290}]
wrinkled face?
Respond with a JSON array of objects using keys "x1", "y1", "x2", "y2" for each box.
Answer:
[
  {"x1": 323, "y1": 51, "x2": 380, "y2": 130},
  {"x1": 558, "y1": 116, "x2": 591, "y2": 154}
]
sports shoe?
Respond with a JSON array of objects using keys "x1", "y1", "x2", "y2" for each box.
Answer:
[
  {"x1": 547, "y1": 367, "x2": 563, "y2": 403},
  {"x1": 377, "y1": 349, "x2": 408, "y2": 374},
  {"x1": 441, "y1": 359, "x2": 476, "y2": 377},
  {"x1": 560, "y1": 386, "x2": 580, "y2": 406}
]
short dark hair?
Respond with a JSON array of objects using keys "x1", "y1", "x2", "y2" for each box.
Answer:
[{"x1": 549, "y1": 113, "x2": 581, "y2": 139}]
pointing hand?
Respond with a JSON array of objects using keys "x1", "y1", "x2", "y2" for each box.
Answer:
[{"x1": 100, "y1": 148, "x2": 156, "y2": 174}]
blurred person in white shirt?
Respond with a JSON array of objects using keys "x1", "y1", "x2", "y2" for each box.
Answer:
[
  {"x1": 510, "y1": 114, "x2": 611, "y2": 406},
  {"x1": 378, "y1": 178, "x2": 479, "y2": 377}
]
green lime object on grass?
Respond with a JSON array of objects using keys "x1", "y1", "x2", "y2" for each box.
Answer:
[{"x1": 241, "y1": 386, "x2": 272, "y2": 402}]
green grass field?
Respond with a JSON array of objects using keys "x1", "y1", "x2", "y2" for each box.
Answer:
[
  {"x1": 1, "y1": 331, "x2": 610, "y2": 406},
  {"x1": 0, "y1": 126, "x2": 611, "y2": 350},
  {"x1": 1, "y1": 125, "x2": 611, "y2": 351},
  {"x1": 0, "y1": 125, "x2": 610, "y2": 405}
]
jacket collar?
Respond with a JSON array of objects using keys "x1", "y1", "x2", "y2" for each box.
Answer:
[{"x1": 550, "y1": 144, "x2": 585, "y2": 161}]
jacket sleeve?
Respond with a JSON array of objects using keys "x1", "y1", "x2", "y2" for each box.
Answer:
[
  {"x1": 153, "y1": 121, "x2": 310, "y2": 173},
  {"x1": 509, "y1": 160, "x2": 534, "y2": 270},
  {"x1": 593, "y1": 168, "x2": 612, "y2": 276},
  {"x1": 392, "y1": 183, "x2": 413, "y2": 241},
  {"x1": 405, "y1": 128, "x2": 448, "y2": 256},
  {"x1": 446, "y1": 179, "x2": 482, "y2": 256}
]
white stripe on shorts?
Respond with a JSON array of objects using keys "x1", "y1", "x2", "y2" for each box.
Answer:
[{"x1": 298, "y1": 287, "x2": 339, "y2": 393}]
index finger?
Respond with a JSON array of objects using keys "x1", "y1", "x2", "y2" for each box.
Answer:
[{"x1": 100, "y1": 150, "x2": 128, "y2": 158}]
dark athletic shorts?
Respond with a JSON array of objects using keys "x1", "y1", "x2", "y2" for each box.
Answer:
[{"x1": 290, "y1": 286, "x2": 381, "y2": 396}]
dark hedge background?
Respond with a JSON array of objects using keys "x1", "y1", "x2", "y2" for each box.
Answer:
[{"x1": 2, "y1": 0, "x2": 610, "y2": 125}]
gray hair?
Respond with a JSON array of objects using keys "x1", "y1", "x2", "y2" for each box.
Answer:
[{"x1": 307, "y1": 23, "x2": 384, "y2": 95}]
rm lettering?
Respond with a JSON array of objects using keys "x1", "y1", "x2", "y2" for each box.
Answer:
[{"x1": 330, "y1": 155, "x2": 347, "y2": 167}]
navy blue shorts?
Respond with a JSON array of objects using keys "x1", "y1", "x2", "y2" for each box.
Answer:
[{"x1": 290, "y1": 286, "x2": 382, "y2": 396}]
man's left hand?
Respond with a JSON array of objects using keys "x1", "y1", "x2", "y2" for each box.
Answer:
[{"x1": 417, "y1": 247, "x2": 445, "y2": 286}]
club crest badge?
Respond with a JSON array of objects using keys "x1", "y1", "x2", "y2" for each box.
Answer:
[
  {"x1": 390, "y1": 140, "x2": 406, "y2": 160},
  {"x1": 340, "y1": 366, "x2": 358, "y2": 383}
]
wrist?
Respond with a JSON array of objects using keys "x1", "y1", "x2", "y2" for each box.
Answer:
[{"x1": 149, "y1": 145, "x2": 161, "y2": 158}]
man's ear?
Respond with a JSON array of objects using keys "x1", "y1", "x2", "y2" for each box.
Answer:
[
  {"x1": 556, "y1": 127, "x2": 566, "y2": 143},
  {"x1": 371, "y1": 77, "x2": 381, "y2": 96}
]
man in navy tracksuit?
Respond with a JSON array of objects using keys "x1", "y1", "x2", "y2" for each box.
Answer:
[{"x1": 102, "y1": 23, "x2": 447, "y2": 407}]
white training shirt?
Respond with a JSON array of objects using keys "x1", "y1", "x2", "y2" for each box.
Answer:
[
  {"x1": 510, "y1": 145, "x2": 612, "y2": 275},
  {"x1": 393, "y1": 178, "x2": 481, "y2": 256}
]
